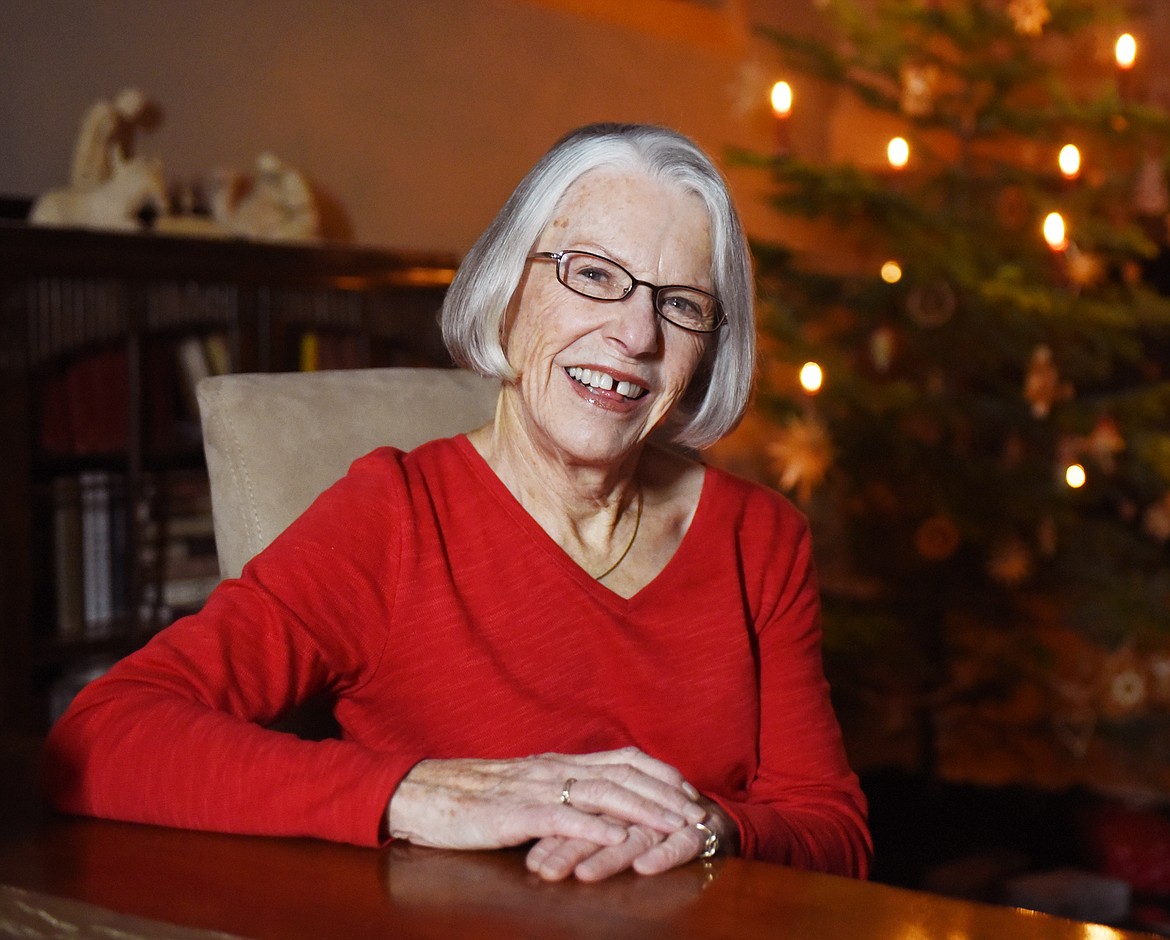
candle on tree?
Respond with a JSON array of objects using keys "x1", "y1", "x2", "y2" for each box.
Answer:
[
  {"x1": 1043, "y1": 211, "x2": 1067, "y2": 251},
  {"x1": 1116, "y1": 33, "x2": 1137, "y2": 70},
  {"x1": 771, "y1": 81, "x2": 793, "y2": 157},
  {"x1": 1116, "y1": 32, "x2": 1137, "y2": 101},
  {"x1": 887, "y1": 136, "x2": 910, "y2": 169}
]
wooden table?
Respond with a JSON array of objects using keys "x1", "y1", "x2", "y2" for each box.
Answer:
[{"x1": 0, "y1": 810, "x2": 1156, "y2": 940}]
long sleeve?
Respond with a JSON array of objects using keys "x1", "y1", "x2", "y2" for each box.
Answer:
[
  {"x1": 625, "y1": 470, "x2": 870, "y2": 878},
  {"x1": 43, "y1": 450, "x2": 417, "y2": 846},
  {"x1": 714, "y1": 518, "x2": 871, "y2": 876}
]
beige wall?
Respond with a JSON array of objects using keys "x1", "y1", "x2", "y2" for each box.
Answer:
[{"x1": 0, "y1": 0, "x2": 826, "y2": 255}]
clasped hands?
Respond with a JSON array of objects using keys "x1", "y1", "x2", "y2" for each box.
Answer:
[{"x1": 386, "y1": 747, "x2": 724, "y2": 882}]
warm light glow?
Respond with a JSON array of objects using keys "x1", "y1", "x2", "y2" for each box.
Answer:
[
  {"x1": 799, "y1": 361, "x2": 824, "y2": 394},
  {"x1": 887, "y1": 136, "x2": 910, "y2": 168},
  {"x1": 1082, "y1": 924, "x2": 1125, "y2": 940},
  {"x1": 771, "y1": 81, "x2": 793, "y2": 118},
  {"x1": 1065, "y1": 463, "x2": 1087, "y2": 488},
  {"x1": 1043, "y1": 211, "x2": 1067, "y2": 251},
  {"x1": 1115, "y1": 33, "x2": 1137, "y2": 69},
  {"x1": 1058, "y1": 144, "x2": 1081, "y2": 179},
  {"x1": 880, "y1": 260, "x2": 903, "y2": 283}
]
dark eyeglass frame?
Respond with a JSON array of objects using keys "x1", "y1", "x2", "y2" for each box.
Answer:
[{"x1": 529, "y1": 250, "x2": 727, "y2": 334}]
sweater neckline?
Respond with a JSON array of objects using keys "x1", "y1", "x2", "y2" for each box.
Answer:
[{"x1": 449, "y1": 434, "x2": 712, "y2": 608}]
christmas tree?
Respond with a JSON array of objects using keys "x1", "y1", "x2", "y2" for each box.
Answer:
[{"x1": 727, "y1": 0, "x2": 1170, "y2": 794}]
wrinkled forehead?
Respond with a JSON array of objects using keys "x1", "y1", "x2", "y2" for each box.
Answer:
[{"x1": 542, "y1": 167, "x2": 712, "y2": 253}]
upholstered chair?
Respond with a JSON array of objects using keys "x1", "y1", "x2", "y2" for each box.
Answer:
[
  {"x1": 197, "y1": 367, "x2": 498, "y2": 579},
  {"x1": 195, "y1": 367, "x2": 498, "y2": 737}
]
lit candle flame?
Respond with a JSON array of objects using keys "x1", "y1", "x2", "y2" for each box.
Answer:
[
  {"x1": 771, "y1": 81, "x2": 793, "y2": 118},
  {"x1": 880, "y1": 261, "x2": 902, "y2": 283},
  {"x1": 887, "y1": 137, "x2": 910, "y2": 169},
  {"x1": 1058, "y1": 144, "x2": 1081, "y2": 179},
  {"x1": 1065, "y1": 463, "x2": 1086, "y2": 488},
  {"x1": 1115, "y1": 33, "x2": 1137, "y2": 69},
  {"x1": 799, "y1": 361, "x2": 823, "y2": 394},
  {"x1": 1043, "y1": 211, "x2": 1067, "y2": 251}
]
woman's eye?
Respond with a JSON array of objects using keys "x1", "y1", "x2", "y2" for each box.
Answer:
[
  {"x1": 663, "y1": 294, "x2": 701, "y2": 316},
  {"x1": 578, "y1": 265, "x2": 612, "y2": 283}
]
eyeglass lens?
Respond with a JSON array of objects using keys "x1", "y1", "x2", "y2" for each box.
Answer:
[{"x1": 554, "y1": 251, "x2": 723, "y2": 332}]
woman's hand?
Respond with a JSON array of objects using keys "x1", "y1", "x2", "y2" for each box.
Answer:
[
  {"x1": 386, "y1": 747, "x2": 706, "y2": 853},
  {"x1": 525, "y1": 798, "x2": 737, "y2": 882}
]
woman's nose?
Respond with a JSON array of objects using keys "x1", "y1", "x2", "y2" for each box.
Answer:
[{"x1": 606, "y1": 284, "x2": 660, "y2": 355}]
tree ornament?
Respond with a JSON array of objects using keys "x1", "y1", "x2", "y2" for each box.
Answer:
[
  {"x1": 914, "y1": 514, "x2": 961, "y2": 561},
  {"x1": 987, "y1": 536, "x2": 1033, "y2": 586},
  {"x1": 1084, "y1": 415, "x2": 1125, "y2": 473},
  {"x1": 1007, "y1": 0, "x2": 1050, "y2": 36},
  {"x1": 1023, "y1": 344, "x2": 1072, "y2": 417},
  {"x1": 905, "y1": 278, "x2": 956, "y2": 327},
  {"x1": 1100, "y1": 646, "x2": 1148, "y2": 718},
  {"x1": 1143, "y1": 492, "x2": 1170, "y2": 542},
  {"x1": 1147, "y1": 652, "x2": 1170, "y2": 705},
  {"x1": 900, "y1": 64, "x2": 939, "y2": 117},
  {"x1": 869, "y1": 324, "x2": 896, "y2": 372},
  {"x1": 1065, "y1": 245, "x2": 1106, "y2": 290},
  {"x1": 1133, "y1": 152, "x2": 1170, "y2": 218},
  {"x1": 766, "y1": 415, "x2": 834, "y2": 504},
  {"x1": 1051, "y1": 705, "x2": 1096, "y2": 759},
  {"x1": 1121, "y1": 259, "x2": 1145, "y2": 287}
]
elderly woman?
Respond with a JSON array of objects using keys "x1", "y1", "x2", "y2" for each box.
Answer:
[{"x1": 44, "y1": 123, "x2": 871, "y2": 882}]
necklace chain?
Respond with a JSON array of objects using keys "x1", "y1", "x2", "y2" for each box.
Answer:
[{"x1": 594, "y1": 489, "x2": 643, "y2": 581}]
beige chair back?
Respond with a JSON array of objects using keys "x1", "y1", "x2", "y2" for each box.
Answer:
[{"x1": 197, "y1": 368, "x2": 499, "y2": 579}]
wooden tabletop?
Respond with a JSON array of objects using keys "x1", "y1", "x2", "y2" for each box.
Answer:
[{"x1": 0, "y1": 811, "x2": 1156, "y2": 940}]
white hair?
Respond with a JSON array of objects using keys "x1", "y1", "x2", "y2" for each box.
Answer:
[{"x1": 441, "y1": 123, "x2": 755, "y2": 449}]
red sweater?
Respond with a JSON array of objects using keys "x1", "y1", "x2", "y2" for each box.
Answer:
[{"x1": 44, "y1": 436, "x2": 871, "y2": 876}]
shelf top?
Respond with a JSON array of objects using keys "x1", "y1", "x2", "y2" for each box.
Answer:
[{"x1": 0, "y1": 222, "x2": 459, "y2": 290}]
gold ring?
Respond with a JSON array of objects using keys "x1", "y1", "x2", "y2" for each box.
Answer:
[{"x1": 559, "y1": 777, "x2": 577, "y2": 806}]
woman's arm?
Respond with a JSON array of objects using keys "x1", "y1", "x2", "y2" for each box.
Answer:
[
  {"x1": 43, "y1": 454, "x2": 414, "y2": 846},
  {"x1": 711, "y1": 514, "x2": 872, "y2": 878}
]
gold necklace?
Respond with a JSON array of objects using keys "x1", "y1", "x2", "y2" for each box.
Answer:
[{"x1": 594, "y1": 489, "x2": 643, "y2": 581}]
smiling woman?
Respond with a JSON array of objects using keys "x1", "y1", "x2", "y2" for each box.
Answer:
[{"x1": 43, "y1": 123, "x2": 871, "y2": 885}]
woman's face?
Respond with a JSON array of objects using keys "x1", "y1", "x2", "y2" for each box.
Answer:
[{"x1": 502, "y1": 169, "x2": 712, "y2": 470}]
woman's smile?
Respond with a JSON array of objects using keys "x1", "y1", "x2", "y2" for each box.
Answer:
[{"x1": 564, "y1": 366, "x2": 649, "y2": 405}]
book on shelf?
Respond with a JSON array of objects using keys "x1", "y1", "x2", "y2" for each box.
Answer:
[
  {"x1": 49, "y1": 469, "x2": 221, "y2": 641},
  {"x1": 54, "y1": 469, "x2": 129, "y2": 640},
  {"x1": 176, "y1": 331, "x2": 232, "y2": 401},
  {"x1": 137, "y1": 471, "x2": 221, "y2": 624},
  {"x1": 39, "y1": 348, "x2": 130, "y2": 456},
  {"x1": 51, "y1": 476, "x2": 84, "y2": 641},
  {"x1": 299, "y1": 330, "x2": 365, "y2": 372},
  {"x1": 40, "y1": 334, "x2": 234, "y2": 457}
]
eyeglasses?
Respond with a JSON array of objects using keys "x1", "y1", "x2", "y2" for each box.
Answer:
[{"x1": 529, "y1": 250, "x2": 727, "y2": 334}]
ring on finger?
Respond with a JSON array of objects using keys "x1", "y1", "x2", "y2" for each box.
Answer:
[
  {"x1": 695, "y1": 820, "x2": 719, "y2": 859},
  {"x1": 559, "y1": 777, "x2": 577, "y2": 806}
]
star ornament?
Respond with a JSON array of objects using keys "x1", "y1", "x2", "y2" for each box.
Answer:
[
  {"x1": 987, "y1": 536, "x2": 1033, "y2": 586},
  {"x1": 1007, "y1": 0, "x2": 1050, "y2": 36},
  {"x1": 767, "y1": 415, "x2": 834, "y2": 504}
]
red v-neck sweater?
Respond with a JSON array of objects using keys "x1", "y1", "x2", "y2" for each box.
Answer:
[{"x1": 44, "y1": 436, "x2": 871, "y2": 877}]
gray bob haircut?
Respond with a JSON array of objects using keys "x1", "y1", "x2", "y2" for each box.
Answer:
[{"x1": 441, "y1": 122, "x2": 756, "y2": 450}]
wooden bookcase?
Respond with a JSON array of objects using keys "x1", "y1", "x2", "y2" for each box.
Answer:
[{"x1": 0, "y1": 223, "x2": 457, "y2": 735}]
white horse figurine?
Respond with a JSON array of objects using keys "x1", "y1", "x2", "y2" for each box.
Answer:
[{"x1": 31, "y1": 151, "x2": 168, "y2": 231}]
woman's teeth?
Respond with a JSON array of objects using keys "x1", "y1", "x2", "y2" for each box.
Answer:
[{"x1": 566, "y1": 366, "x2": 645, "y2": 399}]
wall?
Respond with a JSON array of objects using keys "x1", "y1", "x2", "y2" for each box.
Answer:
[{"x1": 0, "y1": 0, "x2": 826, "y2": 254}]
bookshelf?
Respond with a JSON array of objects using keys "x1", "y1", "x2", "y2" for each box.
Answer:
[{"x1": 0, "y1": 223, "x2": 458, "y2": 734}]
